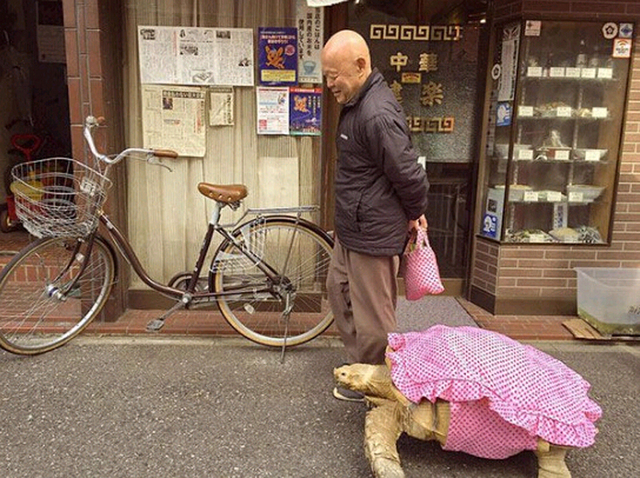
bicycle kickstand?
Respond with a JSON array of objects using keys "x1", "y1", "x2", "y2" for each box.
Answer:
[
  {"x1": 146, "y1": 295, "x2": 191, "y2": 332},
  {"x1": 279, "y1": 293, "x2": 294, "y2": 364}
]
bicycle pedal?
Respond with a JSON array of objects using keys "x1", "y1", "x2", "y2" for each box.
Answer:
[{"x1": 146, "y1": 318, "x2": 165, "y2": 332}]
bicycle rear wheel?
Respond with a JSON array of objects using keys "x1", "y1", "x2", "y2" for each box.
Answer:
[
  {"x1": 210, "y1": 217, "x2": 333, "y2": 347},
  {"x1": 0, "y1": 235, "x2": 116, "y2": 355}
]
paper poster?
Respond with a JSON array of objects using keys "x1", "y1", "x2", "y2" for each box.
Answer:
[
  {"x1": 209, "y1": 86, "x2": 234, "y2": 126},
  {"x1": 497, "y1": 24, "x2": 520, "y2": 102},
  {"x1": 258, "y1": 27, "x2": 298, "y2": 85},
  {"x1": 142, "y1": 85, "x2": 206, "y2": 157},
  {"x1": 256, "y1": 87, "x2": 290, "y2": 135},
  {"x1": 289, "y1": 87, "x2": 322, "y2": 135},
  {"x1": 296, "y1": 0, "x2": 324, "y2": 84},
  {"x1": 138, "y1": 26, "x2": 254, "y2": 86}
]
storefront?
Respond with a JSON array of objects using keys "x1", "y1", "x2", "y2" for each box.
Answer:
[
  {"x1": 1, "y1": 0, "x2": 639, "y2": 321},
  {"x1": 471, "y1": 2, "x2": 640, "y2": 316}
]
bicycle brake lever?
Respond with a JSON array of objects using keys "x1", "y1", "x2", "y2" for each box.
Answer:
[{"x1": 147, "y1": 155, "x2": 173, "y2": 172}]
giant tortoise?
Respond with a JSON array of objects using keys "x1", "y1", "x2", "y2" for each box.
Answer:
[{"x1": 334, "y1": 325, "x2": 601, "y2": 478}]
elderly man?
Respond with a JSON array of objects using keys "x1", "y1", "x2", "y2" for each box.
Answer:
[{"x1": 322, "y1": 30, "x2": 430, "y2": 402}]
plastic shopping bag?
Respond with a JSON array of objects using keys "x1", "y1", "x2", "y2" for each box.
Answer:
[{"x1": 403, "y1": 228, "x2": 444, "y2": 300}]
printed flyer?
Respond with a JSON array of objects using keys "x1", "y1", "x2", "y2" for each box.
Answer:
[
  {"x1": 296, "y1": 0, "x2": 324, "y2": 84},
  {"x1": 256, "y1": 86, "x2": 290, "y2": 135},
  {"x1": 289, "y1": 87, "x2": 322, "y2": 135},
  {"x1": 258, "y1": 27, "x2": 298, "y2": 86}
]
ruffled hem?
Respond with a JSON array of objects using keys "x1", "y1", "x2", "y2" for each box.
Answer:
[
  {"x1": 387, "y1": 374, "x2": 600, "y2": 448},
  {"x1": 387, "y1": 327, "x2": 602, "y2": 449}
]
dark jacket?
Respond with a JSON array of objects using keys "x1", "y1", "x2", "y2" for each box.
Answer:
[{"x1": 334, "y1": 68, "x2": 429, "y2": 256}]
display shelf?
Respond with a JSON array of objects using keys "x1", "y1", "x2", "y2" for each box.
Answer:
[{"x1": 479, "y1": 19, "x2": 631, "y2": 244}]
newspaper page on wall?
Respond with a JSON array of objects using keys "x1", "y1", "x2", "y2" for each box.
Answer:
[
  {"x1": 138, "y1": 26, "x2": 254, "y2": 86},
  {"x1": 209, "y1": 86, "x2": 234, "y2": 126},
  {"x1": 142, "y1": 85, "x2": 206, "y2": 157}
]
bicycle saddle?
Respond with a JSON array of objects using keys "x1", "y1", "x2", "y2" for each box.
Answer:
[{"x1": 197, "y1": 183, "x2": 248, "y2": 203}]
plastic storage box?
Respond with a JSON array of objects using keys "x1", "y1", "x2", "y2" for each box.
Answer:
[{"x1": 575, "y1": 267, "x2": 640, "y2": 335}]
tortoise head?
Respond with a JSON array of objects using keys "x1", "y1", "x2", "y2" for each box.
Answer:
[{"x1": 333, "y1": 363, "x2": 397, "y2": 400}]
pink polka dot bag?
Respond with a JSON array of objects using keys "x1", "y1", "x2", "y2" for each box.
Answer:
[{"x1": 403, "y1": 227, "x2": 444, "y2": 300}]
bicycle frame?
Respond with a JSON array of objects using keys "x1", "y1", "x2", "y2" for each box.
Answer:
[
  {"x1": 76, "y1": 116, "x2": 323, "y2": 307},
  {"x1": 95, "y1": 201, "x2": 322, "y2": 307}
]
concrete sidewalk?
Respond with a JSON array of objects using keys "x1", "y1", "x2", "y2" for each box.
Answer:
[
  {"x1": 1, "y1": 336, "x2": 639, "y2": 478},
  {"x1": 85, "y1": 297, "x2": 577, "y2": 342}
]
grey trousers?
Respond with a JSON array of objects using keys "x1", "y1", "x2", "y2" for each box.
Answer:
[{"x1": 326, "y1": 237, "x2": 400, "y2": 365}]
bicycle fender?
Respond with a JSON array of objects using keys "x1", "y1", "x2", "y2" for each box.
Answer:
[{"x1": 234, "y1": 215, "x2": 334, "y2": 247}]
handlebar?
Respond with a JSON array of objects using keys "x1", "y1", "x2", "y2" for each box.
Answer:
[{"x1": 84, "y1": 116, "x2": 179, "y2": 167}]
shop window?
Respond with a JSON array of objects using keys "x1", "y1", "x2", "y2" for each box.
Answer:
[{"x1": 479, "y1": 20, "x2": 632, "y2": 244}]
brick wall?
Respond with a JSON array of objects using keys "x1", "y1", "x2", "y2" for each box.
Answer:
[
  {"x1": 63, "y1": 0, "x2": 125, "y2": 154},
  {"x1": 470, "y1": 0, "x2": 640, "y2": 314},
  {"x1": 62, "y1": 0, "x2": 127, "y2": 319}
]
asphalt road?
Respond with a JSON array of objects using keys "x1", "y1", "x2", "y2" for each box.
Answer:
[{"x1": 1, "y1": 337, "x2": 639, "y2": 478}]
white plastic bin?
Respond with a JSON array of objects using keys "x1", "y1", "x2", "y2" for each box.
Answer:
[{"x1": 575, "y1": 267, "x2": 640, "y2": 335}]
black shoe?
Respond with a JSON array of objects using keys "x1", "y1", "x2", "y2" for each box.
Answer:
[{"x1": 333, "y1": 386, "x2": 365, "y2": 403}]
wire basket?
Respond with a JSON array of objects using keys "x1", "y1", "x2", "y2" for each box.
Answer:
[
  {"x1": 211, "y1": 217, "x2": 267, "y2": 273},
  {"x1": 10, "y1": 157, "x2": 111, "y2": 238}
]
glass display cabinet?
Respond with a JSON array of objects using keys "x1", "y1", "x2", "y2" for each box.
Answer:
[{"x1": 480, "y1": 20, "x2": 632, "y2": 243}]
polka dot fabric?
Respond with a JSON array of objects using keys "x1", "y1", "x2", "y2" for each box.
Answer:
[
  {"x1": 386, "y1": 326, "x2": 602, "y2": 459},
  {"x1": 403, "y1": 228, "x2": 444, "y2": 299},
  {"x1": 446, "y1": 400, "x2": 538, "y2": 459}
]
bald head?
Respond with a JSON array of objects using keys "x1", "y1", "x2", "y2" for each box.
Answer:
[
  {"x1": 322, "y1": 30, "x2": 371, "y2": 66},
  {"x1": 321, "y1": 30, "x2": 372, "y2": 104}
]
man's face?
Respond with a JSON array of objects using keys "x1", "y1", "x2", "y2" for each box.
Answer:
[{"x1": 321, "y1": 54, "x2": 362, "y2": 105}]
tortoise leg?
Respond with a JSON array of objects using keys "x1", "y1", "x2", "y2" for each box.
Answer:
[
  {"x1": 535, "y1": 444, "x2": 571, "y2": 478},
  {"x1": 364, "y1": 400, "x2": 405, "y2": 478}
]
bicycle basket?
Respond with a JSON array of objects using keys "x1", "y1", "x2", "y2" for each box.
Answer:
[
  {"x1": 212, "y1": 217, "x2": 267, "y2": 273},
  {"x1": 10, "y1": 157, "x2": 111, "y2": 238}
]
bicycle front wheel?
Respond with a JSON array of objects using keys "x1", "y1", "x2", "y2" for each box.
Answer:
[
  {"x1": 0, "y1": 236, "x2": 116, "y2": 355},
  {"x1": 210, "y1": 217, "x2": 334, "y2": 348}
]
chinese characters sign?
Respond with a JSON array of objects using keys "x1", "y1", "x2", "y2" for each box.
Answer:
[{"x1": 366, "y1": 23, "x2": 480, "y2": 163}]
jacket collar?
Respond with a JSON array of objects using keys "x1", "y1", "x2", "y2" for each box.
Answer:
[{"x1": 344, "y1": 67, "x2": 383, "y2": 108}]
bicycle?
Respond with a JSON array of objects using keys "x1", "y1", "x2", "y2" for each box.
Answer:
[{"x1": 0, "y1": 116, "x2": 334, "y2": 356}]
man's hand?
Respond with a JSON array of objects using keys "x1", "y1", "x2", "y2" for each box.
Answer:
[{"x1": 408, "y1": 214, "x2": 428, "y2": 231}]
